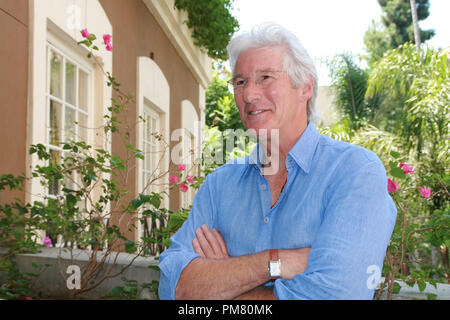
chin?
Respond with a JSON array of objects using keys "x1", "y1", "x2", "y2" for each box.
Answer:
[{"x1": 245, "y1": 125, "x2": 278, "y2": 139}]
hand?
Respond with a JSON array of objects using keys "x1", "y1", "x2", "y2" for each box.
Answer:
[
  {"x1": 278, "y1": 248, "x2": 311, "y2": 280},
  {"x1": 192, "y1": 224, "x2": 230, "y2": 259}
]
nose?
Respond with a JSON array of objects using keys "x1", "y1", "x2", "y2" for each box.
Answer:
[{"x1": 242, "y1": 79, "x2": 262, "y2": 104}]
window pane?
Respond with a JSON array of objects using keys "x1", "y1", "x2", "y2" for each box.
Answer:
[
  {"x1": 145, "y1": 142, "x2": 152, "y2": 173},
  {"x1": 48, "y1": 149, "x2": 61, "y2": 195},
  {"x1": 78, "y1": 69, "x2": 88, "y2": 112},
  {"x1": 49, "y1": 100, "x2": 62, "y2": 146},
  {"x1": 79, "y1": 112, "x2": 87, "y2": 142},
  {"x1": 65, "y1": 62, "x2": 76, "y2": 105},
  {"x1": 152, "y1": 117, "x2": 156, "y2": 136},
  {"x1": 65, "y1": 106, "x2": 76, "y2": 142},
  {"x1": 151, "y1": 144, "x2": 158, "y2": 174},
  {"x1": 144, "y1": 115, "x2": 150, "y2": 142},
  {"x1": 50, "y1": 51, "x2": 62, "y2": 98},
  {"x1": 64, "y1": 171, "x2": 75, "y2": 191}
]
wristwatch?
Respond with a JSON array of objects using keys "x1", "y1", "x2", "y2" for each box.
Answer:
[{"x1": 268, "y1": 249, "x2": 281, "y2": 279}]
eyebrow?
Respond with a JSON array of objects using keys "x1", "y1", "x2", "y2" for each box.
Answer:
[{"x1": 232, "y1": 69, "x2": 281, "y2": 79}]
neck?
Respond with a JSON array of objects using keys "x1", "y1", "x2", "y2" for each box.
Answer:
[{"x1": 258, "y1": 121, "x2": 308, "y2": 176}]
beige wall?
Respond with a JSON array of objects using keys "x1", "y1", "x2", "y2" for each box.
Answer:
[{"x1": 0, "y1": 0, "x2": 29, "y2": 203}]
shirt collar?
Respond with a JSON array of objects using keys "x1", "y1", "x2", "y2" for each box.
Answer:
[{"x1": 248, "y1": 122, "x2": 321, "y2": 174}]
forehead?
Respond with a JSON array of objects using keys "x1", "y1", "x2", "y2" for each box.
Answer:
[{"x1": 234, "y1": 46, "x2": 286, "y2": 75}]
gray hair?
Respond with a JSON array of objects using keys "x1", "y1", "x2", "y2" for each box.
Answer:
[{"x1": 227, "y1": 22, "x2": 319, "y2": 123}]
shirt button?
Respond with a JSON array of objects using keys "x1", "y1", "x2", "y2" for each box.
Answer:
[
  {"x1": 260, "y1": 184, "x2": 266, "y2": 190},
  {"x1": 264, "y1": 217, "x2": 269, "y2": 223}
]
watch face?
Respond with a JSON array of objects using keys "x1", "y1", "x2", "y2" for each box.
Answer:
[{"x1": 269, "y1": 261, "x2": 281, "y2": 277}]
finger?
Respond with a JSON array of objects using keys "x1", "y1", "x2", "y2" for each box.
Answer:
[
  {"x1": 195, "y1": 227, "x2": 214, "y2": 257},
  {"x1": 201, "y1": 224, "x2": 223, "y2": 257},
  {"x1": 192, "y1": 238, "x2": 205, "y2": 257},
  {"x1": 212, "y1": 228, "x2": 229, "y2": 257}
]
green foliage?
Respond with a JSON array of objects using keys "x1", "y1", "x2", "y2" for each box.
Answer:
[
  {"x1": 322, "y1": 44, "x2": 449, "y2": 298},
  {"x1": 327, "y1": 54, "x2": 381, "y2": 130},
  {"x1": 203, "y1": 62, "x2": 255, "y2": 174},
  {"x1": 366, "y1": 43, "x2": 449, "y2": 159},
  {"x1": 366, "y1": 147, "x2": 449, "y2": 299},
  {"x1": 205, "y1": 62, "x2": 243, "y2": 131},
  {"x1": 108, "y1": 276, "x2": 157, "y2": 300},
  {"x1": 364, "y1": 0, "x2": 435, "y2": 67},
  {"x1": 174, "y1": 0, "x2": 239, "y2": 60},
  {"x1": 363, "y1": 21, "x2": 392, "y2": 67},
  {"x1": 378, "y1": 0, "x2": 434, "y2": 47}
]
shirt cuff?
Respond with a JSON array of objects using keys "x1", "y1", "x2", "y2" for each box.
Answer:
[{"x1": 158, "y1": 250, "x2": 201, "y2": 300}]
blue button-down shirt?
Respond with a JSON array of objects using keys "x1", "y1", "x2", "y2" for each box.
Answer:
[{"x1": 159, "y1": 123, "x2": 397, "y2": 299}]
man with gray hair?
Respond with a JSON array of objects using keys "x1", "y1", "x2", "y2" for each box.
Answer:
[{"x1": 159, "y1": 22, "x2": 396, "y2": 300}]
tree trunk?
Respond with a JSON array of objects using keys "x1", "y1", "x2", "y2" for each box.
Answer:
[{"x1": 410, "y1": 0, "x2": 422, "y2": 48}]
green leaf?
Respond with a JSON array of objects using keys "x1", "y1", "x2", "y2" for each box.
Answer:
[
  {"x1": 390, "y1": 167, "x2": 406, "y2": 179},
  {"x1": 417, "y1": 280, "x2": 426, "y2": 292},
  {"x1": 426, "y1": 293, "x2": 437, "y2": 300},
  {"x1": 393, "y1": 281, "x2": 402, "y2": 294},
  {"x1": 149, "y1": 194, "x2": 161, "y2": 209},
  {"x1": 130, "y1": 199, "x2": 142, "y2": 210},
  {"x1": 139, "y1": 194, "x2": 151, "y2": 203},
  {"x1": 390, "y1": 151, "x2": 400, "y2": 159},
  {"x1": 124, "y1": 240, "x2": 137, "y2": 253},
  {"x1": 66, "y1": 194, "x2": 77, "y2": 207}
]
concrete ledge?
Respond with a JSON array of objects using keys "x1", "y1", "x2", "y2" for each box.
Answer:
[
  {"x1": 0, "y1": 247, "x2": 160, "y2": 299},
  {"x1": 2, "y1": 247, "x2": 449, "y2": 300},
  {"x1": 377, "y1": 277, "x2": 450, "y2": 300}
]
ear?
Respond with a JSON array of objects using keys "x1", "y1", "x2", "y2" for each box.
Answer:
[{"x1": 300, "y1": 77, "x2": 314, "y2": 100}]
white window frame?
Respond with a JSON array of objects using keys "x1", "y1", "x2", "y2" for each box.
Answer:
[
  {"x1": 27, "y1": 0, "x2": 113, "y2": 246},
  {"x1": 43, "y1": 34, "x2": 96, "y2": 247},
  {"x1": 136, "y1": 56, "x2": 170, "y2": 248}
]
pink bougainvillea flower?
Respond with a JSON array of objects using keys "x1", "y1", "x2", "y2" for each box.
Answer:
[
  {"x1": 81, "y1": 28, "x2": 90, "y2": 38},
  {"x1": 186, "y1": 175, "x2": 194, "y2": 184},
  {"x1": 399, "y1": 162, "x2": 415, "y2": 174},
  {"x1": 418, "y1": 187, "x2": 431, "y2": 198},
  {"x1": 177, "y1": 164, "x2": 186, "y2": 171},
  {"x1": 169, "y1": 175, "x2": 179, "y2": 183},
  {"x1": 387, "y1": 178, "x2": 399, "y2": 194},
  {"x1": 179, "y1": 184, "x2": 188, "y2": 192},
  {"x1": 43, "y1": 236, "x2": 52, "y2": 248},
  {"x1": 105, "y1": 43, "x2": 114, "y2": 52},
  {"x1": 103, "y1": 34, "x2": 112, "y2": 45}
]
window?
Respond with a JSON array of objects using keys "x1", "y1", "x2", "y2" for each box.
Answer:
[
  {"x1": 29, "y1": 2, "x2": 113, "y2": 248},
  {"x1": 141, "y1": 101, "x2": 162, "y2": 195},
  {"x1": 45, "y1": 41, "x2": 91, "y2": 197},
  {"x1": 136, "y1": 56, "x2": 170, "y2": 250},
  {"x1": 140, "y1": 101, "x2": 165, "y2": 254},
  {"x1": 44, "y1": 38, "x2": 94, "y2": 248}
]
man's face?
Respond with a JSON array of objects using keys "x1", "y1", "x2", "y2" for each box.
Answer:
[{"x1": 233, "y1": 46, "x2": 312, "y2": 138}]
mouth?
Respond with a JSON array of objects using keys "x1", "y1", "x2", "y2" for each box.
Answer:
[{"x1": 248, "y1": 110, "x2": 269, "y2": 116}]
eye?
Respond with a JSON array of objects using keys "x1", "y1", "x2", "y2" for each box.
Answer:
[
  {"x1": 234, "y1": 78, "x2": 246, "y2": 87},
  {"x1": 258, "y1": 74, "x2": 275, "y2": 84}
]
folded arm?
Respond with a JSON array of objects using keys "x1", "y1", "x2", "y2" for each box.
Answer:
[{"x1": 175, "y1": 224, "x2": 310, "y2": 300}]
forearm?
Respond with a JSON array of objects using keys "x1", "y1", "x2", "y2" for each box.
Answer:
[
  {"x1": 234, "y1": 286, "x2": 277, "y2": 300},
  {"x1": 175, "y1": 250, "x2": 270, "y2": 300}
]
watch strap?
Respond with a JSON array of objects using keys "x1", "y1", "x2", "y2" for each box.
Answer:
[
  {"x1": 270, "y1": 249, "x2": 279, "y2": 261},
  {"x1": 268, "y1": 249, "x2": 281, "y2": 279}
]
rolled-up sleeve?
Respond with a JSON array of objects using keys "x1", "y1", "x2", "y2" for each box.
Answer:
[
  {"x1": 158, "y1": 174, "x2": 217, "y2": 300},
  {"x1": 274, "y1": 158, "x2": 397, "y2": 299}
]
